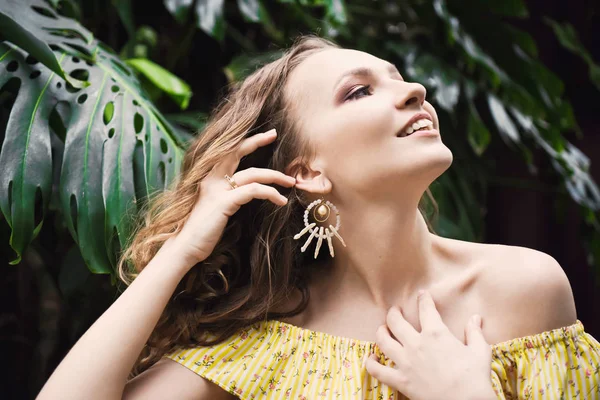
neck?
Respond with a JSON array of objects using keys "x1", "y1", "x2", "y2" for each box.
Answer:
[{"x1": 317, "y1": 194, "x2": 447, "y2": 310}]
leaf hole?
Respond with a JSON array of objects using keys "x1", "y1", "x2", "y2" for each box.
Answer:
[
  {"x1": 65, "y1": 81, "x2": 82, "y2": 93},
  {"x1": 77, "y1": 94, "x2": 88, "y2": 104},
  {"x1": 72, "y1": 57, "x2": 80, "y2": 63},
  {"x1": 34, "y1": 186, "x2": 43, "y2": 233},
  {"x1": 134, "y1": 113, "x2": 144, "y2": 133},
  {"x1": 49, "y1": 101, "x2": 71, "y2": 142},
  {"x1": 103, "y1": 102, "x2": 114, "y2": 125},
  {"x1": 0, "y1": 77, "x2": 21, "y2": 113},
  {"x1": 132, "y1": 99, "x2": 139, "y2": 106},
  {"x1": 144, "y1": 134, "x2": 149, "y2": 142},
  {"x1": 49, "y1": 44, "x2": 60, "y2": 51},
  {"x1": 98, "y1": 42, "x2": 116, "y2": 55},
  {"x1": 69, "y1": 69, "x2": 89, "y2": 81},
  {"x1": 160, "y1": 138, "x2": 168, "y2": 154},
  {"x1": 111, "y1": 85, "x2": 120, "y2": 93},
  {"x1": 56, "y1": 82, "x2": 62, "y2": 88},
  {"x1": 48, "y1": 29, "x2": 84, "y2": 40},
  {"x1": 108, "y1": 128, "x2": 115, "y2": 138},
  {"x1": 133, "y1": 140, "x2": 147, "y2": 212},
  {"x1": 64, "y1": 43, "x2": 91, "y2": 57},
  {"x1": 6, "y1": 61, "x2": 18, "y2": 72},
  {"x1": 85, "y1": 61, "x2": 93, "y2": 67},
  {"x1": 70, "y1": 193, "x2": 78, "y2": 236},
  {"x1": 158, "y1": 161, "x2": 166, "y2": 190},
  {"x1": 168, "y1": 157, "x2": 172, "y2": 163},
  {"x1": 25, "y1": 55, "x2": 39, "y2": 65},
  {"x1": 31, "y1": 6, "x2": 57, "y2": 18},
  {"x1": 29, "y1": 70, "x2": 41, "y2": 79}
]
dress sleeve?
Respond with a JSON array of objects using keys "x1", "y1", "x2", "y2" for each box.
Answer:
[
  {"x1": 489, "y1": 320, "x2": 600, "y2": 399},
  {"x1": 163, "y1": 326, "x2": 262, "y2": 399}
]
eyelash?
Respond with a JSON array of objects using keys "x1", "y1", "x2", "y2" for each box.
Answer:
[{"x1": 345, "y1": 85, "x2": 372, "y2": 101}]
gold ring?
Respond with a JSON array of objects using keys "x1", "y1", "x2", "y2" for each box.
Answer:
[{"x1": 224, "y1": 174, "x2": 238, "y2": 189}]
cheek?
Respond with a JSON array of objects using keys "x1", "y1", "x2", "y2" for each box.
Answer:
[
  {"x1": 424, "y1": 101, "x2": 439, "y2": 128},
  {"x1": 331, "y1": 99, "x2": 395, "y2": 143}
]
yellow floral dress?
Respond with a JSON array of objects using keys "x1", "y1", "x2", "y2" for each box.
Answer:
[{"x1": 164, "y1": 319, "x2": 600, "y2": 399}]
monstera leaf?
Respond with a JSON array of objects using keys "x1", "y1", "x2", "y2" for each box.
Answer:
[{"x1": 0, "y1": 0, "x2": 185, "y2": 273}]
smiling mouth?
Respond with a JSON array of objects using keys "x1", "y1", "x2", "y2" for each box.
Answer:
[{"x1": 397, "y1": 118, "x2": 434, "y2": 137}]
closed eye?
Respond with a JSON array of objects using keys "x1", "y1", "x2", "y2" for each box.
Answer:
[{"x1": 345, "y1": 85, "x2": 371, "y2": 101}]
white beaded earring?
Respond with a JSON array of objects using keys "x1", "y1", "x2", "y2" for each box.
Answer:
[{"x1": 293, "y1": 189, "x2": 346, "y2": 259}]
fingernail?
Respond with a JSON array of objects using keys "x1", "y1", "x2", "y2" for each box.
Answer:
[{"x1": 472, "y1": 314, "x2": 481, "y2": 326}]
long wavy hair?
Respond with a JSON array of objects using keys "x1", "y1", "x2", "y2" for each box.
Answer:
[{"x1": 118, "y1": 34, "x2": 439, "y2": 377}]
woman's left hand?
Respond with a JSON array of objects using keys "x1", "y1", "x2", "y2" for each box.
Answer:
[{"x1": 365, "y1": 290, "x2": 496, "y2": 400}]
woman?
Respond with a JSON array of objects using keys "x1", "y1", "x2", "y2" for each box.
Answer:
[{"x1": 38, "y1": 35, "x2": 600, "y2": 400}]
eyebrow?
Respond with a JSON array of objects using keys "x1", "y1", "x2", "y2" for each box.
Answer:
[{"x1": 333, "y1": 62, "x2": 402, "y2": 93}]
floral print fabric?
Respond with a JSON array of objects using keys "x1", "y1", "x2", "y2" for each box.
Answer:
[{"x1": 164, "y1": 319, "x2": 600, "y2": 399}]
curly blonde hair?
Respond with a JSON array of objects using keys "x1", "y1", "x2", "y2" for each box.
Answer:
[{"x1": 117, "y1": 34, "x2": 439, "y2": 378}]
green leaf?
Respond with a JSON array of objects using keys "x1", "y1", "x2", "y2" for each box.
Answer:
[
  {"x1": 505, "y1": 26, "x2": 537, "y2": 58},
  {"x1": 237, "y1": 0, "x2": 261, "y2": 22},
  {"x1": 195, "y1": 0, "x2": 226, "y2": 41},
  {"x1": 163, "y1": 0, "x2": 193, "y2": 24},
  {"x1": 544, "y1": 18, "x2": 600, "y2": 91},
  {"x1": 125, "y1": 58, "x2": 192, "y2": 110},
  {"x1": 433, "y1": 0, "x2": 506, "y2": 87},
  {"x1": 488, "y1": 0, "x2": 528, "y2": 17},
  {"x1": 0, "y1": 0, "x2": 184, "y2": 274},
  {"x1": 166, "y1": 111, "x2": 208, "y2": 133},
  {"x1": 555, "y1": 143, "x2": 600, "y2": 210},
  {"x1": 467, "y1": 102, "x2": 491, "y2": 156},
  {"x1": 387, "y1": 43, "x2": 460, "y2": 112},
  {"x1": 487, "y1": 94, "x2": 520, "y2": 144},
  {"x1": 163, "y1": 0, "x2": 226, "y2": 41},
  {"x1": 457, "y1": 0, "x2": 528, "y2": 18},
  {"x1": 111, "y1": 0, "x2": 135, "y2": 38},
  {"x1": 224, "y1": 50, "x2": 284, "y2": 82},
  {"x1": 299, "y1": 0, "x2": 326, "y2": 5},
  {"x1": 325, "y1": 0, "x2": 347, "y2": 25},
  {"x1": 0, "y1": 1, "x2": 89, "y2": 88}
]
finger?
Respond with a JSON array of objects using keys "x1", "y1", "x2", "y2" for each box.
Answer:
[
  {"x1": 365, "y1": 354, "x2": 404, "y2": 389},
  {"x1": 236, "y1": 129, "x2": 277, "y2": 158},
  {"x1": 232, "y1": 167, "x2": 296, "y2": 188},
  {"x1": 229, "y1": 182, "x2": 288, "y2": 207},
  {"x1": 417, "y1": 290, "x2": 446, "y2": 333},
  {"x1": 375, "y1": 324, "x2": 404, "y2": 360},
  {"x1": 465, "y1": 314, "x2": 490, "y2": 349},
  {"x1": 212, "y1": 129, "x2": 277, "y2": 177},
  {"x1": 386, "y1": 306, "x2": 419, "y2": 347}
]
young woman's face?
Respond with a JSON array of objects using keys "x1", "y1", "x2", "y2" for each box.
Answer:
[{"x1": 286, "y1": 48, "x2": 453, "y2": 201}]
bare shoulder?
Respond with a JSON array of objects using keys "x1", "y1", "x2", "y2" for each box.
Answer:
[
  {"x1": 472, "y1": 242, "x2": 578, "y2": 342},
  {"x1": 122, "y1": 358, "x2": 236, "y2": 400}
]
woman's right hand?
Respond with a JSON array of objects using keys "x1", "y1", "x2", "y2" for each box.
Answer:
[{"x1": 167, "y1": 128, "x2": 296, "y2": 268}]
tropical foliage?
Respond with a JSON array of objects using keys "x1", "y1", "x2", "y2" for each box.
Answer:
[{"x1": 1, "y1": 0, "x2": 599, "y2": 395}]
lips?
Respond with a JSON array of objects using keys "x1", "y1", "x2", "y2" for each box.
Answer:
[{"x1": 396, "y1": 112, "x2": 434, "y2": 137}]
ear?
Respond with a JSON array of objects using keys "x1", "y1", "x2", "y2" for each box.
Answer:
[{"x1": 285, "y1": 158, "x2": 332, "y2": 195}]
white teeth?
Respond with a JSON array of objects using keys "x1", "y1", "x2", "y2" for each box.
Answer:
[{"x1": 400, "y1": 118, "x2": 432, "y2": 137}]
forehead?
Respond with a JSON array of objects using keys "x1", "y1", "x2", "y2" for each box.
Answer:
[{"x1": 285, "y1": 48, "x2": 390, "y2": 107}]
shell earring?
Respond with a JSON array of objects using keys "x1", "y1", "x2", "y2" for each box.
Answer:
[{"x1": 293, "y1": 191, "x2": 346, "y2": 258}]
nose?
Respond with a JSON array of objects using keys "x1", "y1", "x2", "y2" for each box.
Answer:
[{"x1": 396, "y1": 82, "x2": 426, "y2": 109}]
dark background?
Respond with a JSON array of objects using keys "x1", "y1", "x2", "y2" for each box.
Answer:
[{"x1": 1, "y1": 0, "x2": 599, "y2": 398}]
